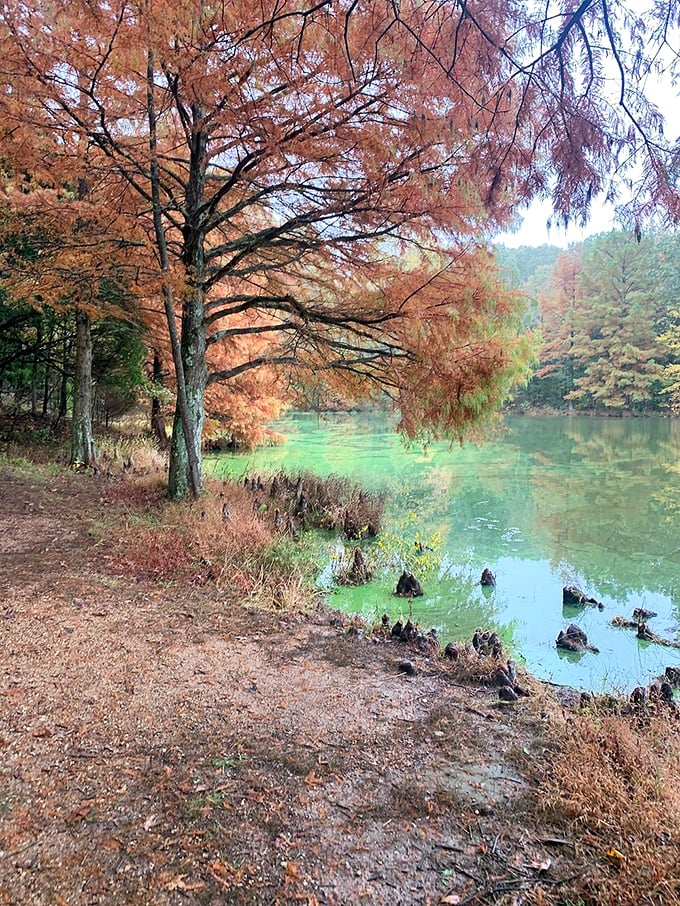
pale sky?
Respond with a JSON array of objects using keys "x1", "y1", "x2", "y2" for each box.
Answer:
[
  {"x1": 497, "y1": 43, "x2": 679, "y2": 249},
  {"x1": 496, "y1": 197, "x2": 617, "y2": 248}
]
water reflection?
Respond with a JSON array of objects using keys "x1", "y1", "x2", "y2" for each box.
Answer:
[
  {"x1": 516, "y1": 418, "x2": 679, "y2": 598},
  {"x1": 210, "y1": 413, "x2": 680, "y2": 692}
]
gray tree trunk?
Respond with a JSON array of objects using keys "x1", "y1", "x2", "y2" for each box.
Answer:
[
  {"x1": 167, "y1": 290, "x2": 207, "y2": 499},
  {"x1": 150, "y1": 351, "x2": 169, "y2": 448},
  {"x1": 30, "y1": 319, "x2": 42, "y2": 416},
  {"x1": 146, "y1": 48, "x2": 203, "y2": 499},
  {"x1": 71, "y1": 308, "x2": 97, "y2": 468},
  {"x1": 58, "y1": 321, "x2": 69, "y2": 421}
]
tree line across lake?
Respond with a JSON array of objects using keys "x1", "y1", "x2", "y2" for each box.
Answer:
[
  {"x1": 1, "y1": 230, "x2": 679, "y2": 456},
  {"x1": 499, "y1": 231, "x2": 680, "y2": 414}
]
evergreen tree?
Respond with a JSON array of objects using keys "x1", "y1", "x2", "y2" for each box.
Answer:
[
  {"x1": 655, "y1": 234, "x2": 680, "y2": 411},
  {"x1": 566, "y1": 233, "x2": 667, "y2": 412},
  {"x1": 534, "y1": 248, "x2": 585, "y2": 407}
]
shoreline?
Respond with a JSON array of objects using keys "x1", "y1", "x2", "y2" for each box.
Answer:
[{"x1": 2, "y1": 455, "x2": 680, "y2": 904}]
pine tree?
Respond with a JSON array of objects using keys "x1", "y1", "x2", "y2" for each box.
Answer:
[{"x1": 567, "y1": 234, "x2": 666, "y2": 412}]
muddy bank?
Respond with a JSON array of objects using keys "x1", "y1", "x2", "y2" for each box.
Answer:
[{"x1": 1, "y1": 463, "x2": 679, "y2": 906}]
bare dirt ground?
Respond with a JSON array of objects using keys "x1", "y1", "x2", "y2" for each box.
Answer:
[{"x1": 0, "y1": 463, "x2": 604, "y2": 905}]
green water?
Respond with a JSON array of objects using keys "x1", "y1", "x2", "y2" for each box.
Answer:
[{"x1": 209, "y1": 413, "x2": 680, "y2": 693}]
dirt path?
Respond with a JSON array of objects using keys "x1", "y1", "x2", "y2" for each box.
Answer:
[{"x1": 0, "y1": 466, "x2": 576, "y2": 905}]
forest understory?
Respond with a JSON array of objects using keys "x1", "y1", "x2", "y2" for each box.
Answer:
[{"x1": 1, "y1": 446, "x2": 680, "y2": 906}]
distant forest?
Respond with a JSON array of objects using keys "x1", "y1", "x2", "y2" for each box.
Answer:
[
  {"x1": 2, "y1": 231, "x2": 678, "y2": 444},
  {"x1": 497, "y1": 232, "x2": 680, "y2": 414}
]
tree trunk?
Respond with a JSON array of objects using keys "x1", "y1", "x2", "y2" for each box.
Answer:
[
  {"x1": 146, "y1": 47, "x2": 202, "y2": 499},
  {"x1": 71, "y1": 308, "x2": 97, "y2": 468},
  {"x1": 167, "y1": 291, "x2": 207, "y2": 499},
  {"x1": 166, "y1": 95, "x2": 209, "y2": 500},
  {"x1": 57, "y1": 320, "x2": 69, "y2": 421},
  {"x1": 150, "y1": 350, "x2": 169, "y2": 448},
  {"x1": 58, "y1": 372, "x2": 68, "y2": 420},
  {"x1": 30, "y1": 318, "x2": 42, "y2": 416},
  {"x1": 42, "y1": 364, "x2": 51, "y2": 416},
  {"x1": 42, "y1": 320, "x2": 55, "y2": 416},
  {"x1": 167, "y1": 187, "x2": 208, "y2": 499}
]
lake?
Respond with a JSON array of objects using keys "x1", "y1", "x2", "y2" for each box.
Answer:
[{"x1": 210, "y1": 413, "x2": 680, "y2": 693}]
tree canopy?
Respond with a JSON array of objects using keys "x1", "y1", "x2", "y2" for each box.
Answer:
[
  {"x1": 504, "y1": 231, "x2": 680, "y2": 413},
  {"x1": 1, "y1": 0, "x2": 679, "y2": 495}
]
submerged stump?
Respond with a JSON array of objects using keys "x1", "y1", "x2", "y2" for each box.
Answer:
[
  {"x1": 480, "y1": 568, "x2": 496, "y2": 588},
  {"x1": 637, "y1": 622, "x2": 680, "y2": 649},
  {"x1": 395, "y1": 571, "x2": 423, "y2": 598},
  {"x1": 335, "y1": 546, "x2": 374, "y2": 586},
  {"x1": 556, "y1": 623, "x2": 599, "y2": 654},
  {"x1": 563, "y1": 585, "x2": 603, "y2": 609}
]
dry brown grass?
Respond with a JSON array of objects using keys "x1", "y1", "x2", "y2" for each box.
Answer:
[
  {"x1": 106, "y1": 476, "x2": 327, "y2": 615},
  {"x1": 242, "y1": 469, "x2": 386, "y2": 539},
  {"x1": 436, "y1": 636, "x2": 538, "y2": 688},
  {"x1": 443, "y1": 647, "x2": 502, "y2": 684},
  {"x1": 97, "y1": 433, "x2": 168, "y2": 476},
  {"x1": 536, "y1": 706, "x2": 680, "y2": 905},
  {"x1": 109, "y1": 478, "x2": 276, "y2": 587}
]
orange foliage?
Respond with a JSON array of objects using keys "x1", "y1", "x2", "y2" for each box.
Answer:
[
  {"x1": 1, "y1": 1, "x2": 678, "y2": 484},
  {"x1": 536, "y1": 248, "x2": 584, "y2": 381}
]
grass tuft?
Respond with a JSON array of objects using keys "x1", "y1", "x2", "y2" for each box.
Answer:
[
  {"x1": 241, "y1": 470, "x2": 386, "y2": 539},
  {"x1": 537, "y1": 709, "x2": 680, "y2": 905}
]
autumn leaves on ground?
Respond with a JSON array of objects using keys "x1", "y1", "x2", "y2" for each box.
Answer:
[{"x1": 2, "y1": 443, "x2": 680, "y2": 906}]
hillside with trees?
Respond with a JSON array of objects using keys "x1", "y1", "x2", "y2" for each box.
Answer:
[{"x1": 502, "y1": 232, "x2": 680, "y2": 413}]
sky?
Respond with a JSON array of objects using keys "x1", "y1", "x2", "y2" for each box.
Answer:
[
  {"x1": 497, "y1": 32, "x2": 679, "y2": 250},
  {"x1": 496, "y1": 197, "x2": 617, "y2": 248}
]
